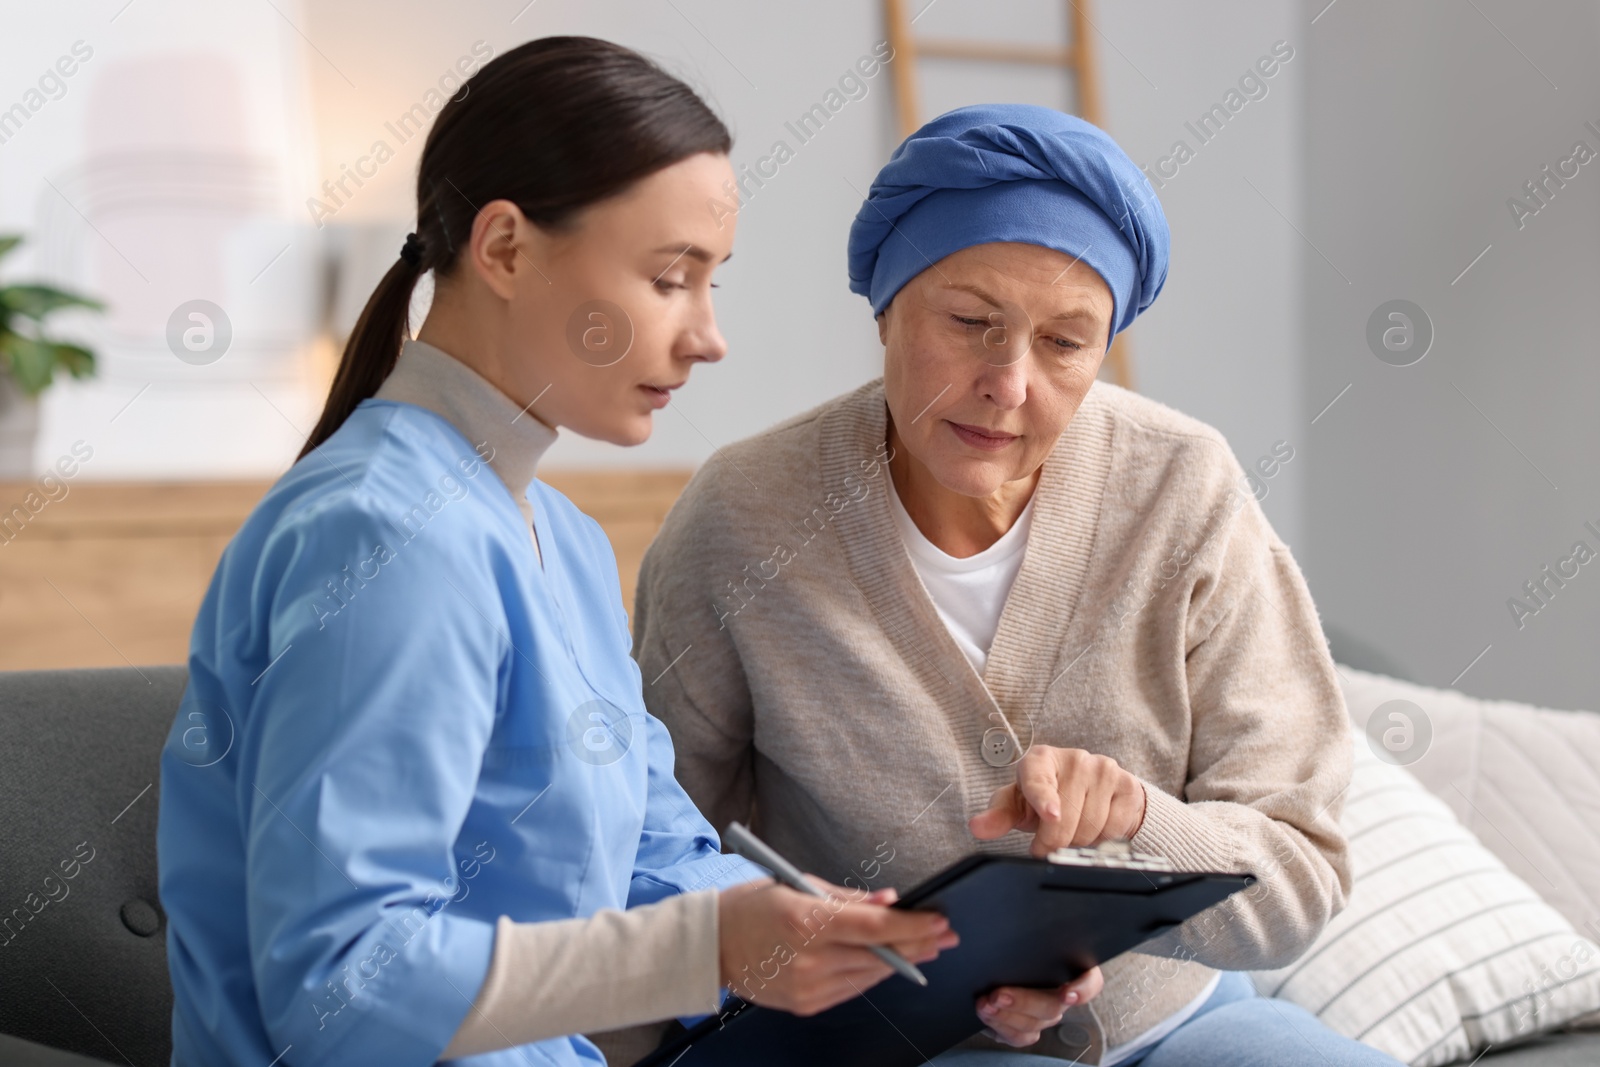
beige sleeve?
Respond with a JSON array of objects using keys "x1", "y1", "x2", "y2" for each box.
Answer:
[
  {"x1": 1129, "y1": 497, "x2": 1354, "y2": 973},
  {"x1": 631, "y1": 496, "x2": 760, "y2": 836},
  {"x1": 440, "y1": 889, "x2": 723, "y2": 1060}
]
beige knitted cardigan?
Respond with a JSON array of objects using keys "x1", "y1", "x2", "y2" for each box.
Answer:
[{"x1": 632, "y1": 377, "x2": 1353, "y2": 1063}]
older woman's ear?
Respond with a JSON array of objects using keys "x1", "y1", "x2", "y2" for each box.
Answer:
[{"x1": 876, "y1": 311, "x2": 889, "y2": 346}]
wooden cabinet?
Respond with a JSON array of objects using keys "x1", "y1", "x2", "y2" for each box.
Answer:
[{"x1": 0, "y1": 472, "x2": 690, "y2": 670}]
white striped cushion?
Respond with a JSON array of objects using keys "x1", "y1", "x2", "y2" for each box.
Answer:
[
  {"x1": 1249, "y1": 737, "x2": 1600, "y2": 1066},
  {"x1": 1335, "y1": 665, "x2": 1600, "y2": 947}
]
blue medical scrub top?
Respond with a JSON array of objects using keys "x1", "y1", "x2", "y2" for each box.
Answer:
[{"x1": 157, "y1": 397, "x2": 760, "y2": 1066}]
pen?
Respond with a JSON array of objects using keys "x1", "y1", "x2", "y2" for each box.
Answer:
[{"x1": 723, "y1": 821, "x2": 930, "y2": 988}]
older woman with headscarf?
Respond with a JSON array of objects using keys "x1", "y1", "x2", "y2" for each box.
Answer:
[{"x1": 631, "y1": 105, "x2": 1399, "y2": 1067}]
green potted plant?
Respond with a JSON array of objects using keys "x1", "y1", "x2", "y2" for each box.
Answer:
[{"x1": 0, "y1": 234, "x2": 103, "y2": 478}]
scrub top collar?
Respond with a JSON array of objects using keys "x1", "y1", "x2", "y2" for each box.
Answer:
[{"x1": 374, "y1": 337, "x2": 559, "y2": 531}]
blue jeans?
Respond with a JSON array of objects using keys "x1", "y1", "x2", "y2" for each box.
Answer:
[{"x1": 929, "y1": 971, "x2": 1404, "y2": 1066}]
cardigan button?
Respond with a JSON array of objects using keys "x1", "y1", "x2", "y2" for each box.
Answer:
[{"x1": 981, "y1": 727, "x2": 1016, "y2": 766}]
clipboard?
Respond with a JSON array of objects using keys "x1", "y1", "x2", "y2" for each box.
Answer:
[{"x1": 636, "y1": 848, "x2": 1254, "y2": 1067}]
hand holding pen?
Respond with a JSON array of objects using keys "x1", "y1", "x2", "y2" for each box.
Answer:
[{"x1": 714, "y1": 821, "x2": 957, "y2": 1016}]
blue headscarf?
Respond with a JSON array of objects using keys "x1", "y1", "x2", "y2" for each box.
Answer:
[{"x1": 847, "y1": 104, "x2": 1170, "y2": 343}]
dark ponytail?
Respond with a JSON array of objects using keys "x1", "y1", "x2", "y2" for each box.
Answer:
[{"x1": 297, "y1": 36, "x2": 732, "y2": 461}]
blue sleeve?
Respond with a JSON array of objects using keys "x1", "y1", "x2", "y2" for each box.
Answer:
[
  {"x1": 241, "y1": 494, "x2": 504, "y2": 1066},
  {"x1": 627, "y1": 710, "x2": 767, "y2": 906},
  {"x1": 587, "y1": 513, "x2": 765, "y2": 1022},
  {"x1": 562, "y1": 500, "x2": 764, "y2": 907},
  {"x1": 630, "y1": 708, "x2": 767, "y2": 1023}
]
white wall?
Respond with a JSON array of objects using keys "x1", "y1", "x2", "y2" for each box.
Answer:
[
  {"x1": 288, "y1": 0, "x2": 1311, "y2": 544},
  {"x1": 1085, "y1": 0, "x2": 1308, "y2": 551},
  {"x1": 1, "y1": 0, "x2": 325, "y2": 479},
  {"x1": 1299, "y1": 0, "x2": 1600, "y2": 709},
  {"x1": 3, "y1": 1, "x2": 1308, "y2": 551}
]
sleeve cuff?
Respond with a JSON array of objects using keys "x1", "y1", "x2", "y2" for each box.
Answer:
[
  {"x1": 1129, "y1": 779, "x2": 1243, "y2": 873},
  {"x1": 441, "y1": 890, "x2": 722, "y2": 1059}
]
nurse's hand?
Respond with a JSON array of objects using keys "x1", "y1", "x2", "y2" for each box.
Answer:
[
  {"x1": 968, "y1": 745, "x2": 1147, "y2": 855},
  {"x1": 976, "y1": 966, "x2": 1104, "y2": 1047},
  {"x1": 717, "y1": 879, "x2": 958, "y2": 1016}
]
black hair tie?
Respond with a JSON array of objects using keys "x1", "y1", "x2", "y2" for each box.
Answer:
[{"x1": 399, "y1": 231, "x2": 425, "y2": 267}]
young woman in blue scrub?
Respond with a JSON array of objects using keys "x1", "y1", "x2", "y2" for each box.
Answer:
[{"x1": 155, "y1": 37, "x2": 955, "y2": 1067}]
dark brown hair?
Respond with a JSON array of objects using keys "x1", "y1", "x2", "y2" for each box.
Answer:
[{"x1": 297, "y1": 36, "x2": 732, "y2": 460}]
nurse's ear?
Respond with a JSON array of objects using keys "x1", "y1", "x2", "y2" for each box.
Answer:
[
  {"x1": 876, "y1": 309, "x2": 890, "y2": 346},
  {"x1": 463, "y1": 198, "x2": 544, "y2": 302}
]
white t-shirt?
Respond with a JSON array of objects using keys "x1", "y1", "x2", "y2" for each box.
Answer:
[
  {"x1": 886, "y1": 477, "x2": 1036, "y2": 674},
  {"x1": 886, "y1": 474, "x2": 1221, "y2": 1061}
]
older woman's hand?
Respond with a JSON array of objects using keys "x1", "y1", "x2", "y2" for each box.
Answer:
[
  {"x1": 977, "y1": 966, "x2": 1104, "y2": 1047},
  {"x1": 968, "y1": 745, "x2": 1147, "y2": 855}
]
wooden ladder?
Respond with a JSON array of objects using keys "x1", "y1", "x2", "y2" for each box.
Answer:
[{"x1": 881, "y1": 0, "x2": 1136, "y2": 391}]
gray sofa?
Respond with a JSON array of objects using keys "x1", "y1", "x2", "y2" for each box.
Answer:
[
  {"x1": 1, "y1": 665, "x2": 1596, "y2": 1066},
  {"x1": 1, "y1": 666, "x2": 184, "y2": 1067}
]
